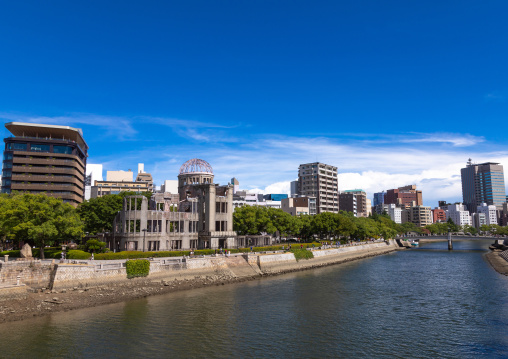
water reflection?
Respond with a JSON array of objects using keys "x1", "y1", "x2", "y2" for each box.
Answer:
[{"x1": 1, "y1": 240, "x2": 507, "y2": 358}]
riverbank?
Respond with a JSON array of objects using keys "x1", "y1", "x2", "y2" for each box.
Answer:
[
  {"x1": 0, "y1": 241, "x2": 397, "y2": 323},
  {"x1": 485, "y1": 251, "x2": 508, "y2": 276}
]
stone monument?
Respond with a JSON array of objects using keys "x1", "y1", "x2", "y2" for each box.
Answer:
[{"x1": 20, "y1": 243, "x2": 33, "y2": 259}]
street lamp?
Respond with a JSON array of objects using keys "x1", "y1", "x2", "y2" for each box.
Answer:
[{"x1": 142, "y1": 229, "x2": 147, "y2": 252}]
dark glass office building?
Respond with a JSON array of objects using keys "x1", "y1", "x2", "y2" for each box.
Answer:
[
  {"x1": 461, "y1": 159, "x2": 506, "y2": 213},
  {"x1": 2, "y1": 122, "x2": 88, "y2": 206}
]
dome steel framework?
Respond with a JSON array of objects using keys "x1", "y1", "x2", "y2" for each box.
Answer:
[{"x1": 179, "y1": 158, "x2": 214, "y2": 175}]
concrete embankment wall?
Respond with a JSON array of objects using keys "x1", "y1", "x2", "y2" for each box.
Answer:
[
  {"x1": 0, "y1": 240, "x2": 398, "y2": 291},
  {"x1": 258, "y1": 240, "x2": 398, "y2": 273}
]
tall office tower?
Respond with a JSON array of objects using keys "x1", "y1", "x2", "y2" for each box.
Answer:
[
  {"x1": 298, "y1": 162, "x2": 338, "y2": 213},
  {"x1": 385, "y1": 185, "x2": 423, "y2": 207},
  {"x1": 290, "y1": 180, "x2": 299, "y2": 197},
  {"x1": 461, "y1": 159, "x2": 506, "y2": 212},
  {"x1": 372, "y1": 191, "x2": 385, "y2": 207},
  {"x1": 339, "y1": 189, "x2": 368, "y2": 217},
  {"x1": 2, "y1": 122, "x2": 88, "y2": 206}
]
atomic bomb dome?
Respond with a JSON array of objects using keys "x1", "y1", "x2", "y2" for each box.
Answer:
[{"x1": 179, "y1": 158, "x2": 213, "y2": 175}]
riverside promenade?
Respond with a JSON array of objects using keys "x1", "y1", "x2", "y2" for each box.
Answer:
[{"x1": 0, "y1": 240, "x2": 398, "y2": 323}]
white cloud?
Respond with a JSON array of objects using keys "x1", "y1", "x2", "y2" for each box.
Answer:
[
  {"x1": 399, "y1": 133, "x2": 485, "y2": 147},
  {"x1": 0, "y1": 113, "x2": 138, "y2": 140}
]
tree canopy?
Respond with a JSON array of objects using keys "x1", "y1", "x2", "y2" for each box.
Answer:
[
  {"x1": 77, "y1": 191, "x2": 152, "y2": 235},
  {"x1": 233, "y1": 206, "x2": 407, "y2": 241},
  {"x1": 0, "y1": 193, "x2": 83, "y2": 258}
]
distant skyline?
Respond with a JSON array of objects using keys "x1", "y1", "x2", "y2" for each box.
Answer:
[{"x1": 1, "y1": 1, "x2": 508, "y2": 207}]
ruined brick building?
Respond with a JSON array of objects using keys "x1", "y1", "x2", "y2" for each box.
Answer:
[{"x1": 110, "y1": 159, "x2": 269, "y2": 251}]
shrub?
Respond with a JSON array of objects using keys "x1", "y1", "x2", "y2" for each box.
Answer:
[
  {"x1": 0, "y1": 250, "x2": 21, "y2": 258},
  {"x1": 85, "y1": 239, "x2": 107, "y2": 253},
  {"x1": 67, "y1": 250, "x2": 91, "y2": 259},
  {"x1": 291, "y1": 248, "x2": 314, "y2": 261},
  {"x1": 125, "y1": 259, "x2": 150, "y2": 278}
]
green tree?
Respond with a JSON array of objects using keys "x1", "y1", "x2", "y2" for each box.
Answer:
[
  {"x1": 0, "y1": 193, "x2": 83, "y2": 259},
  {"x1": 77, "y1": 191, "x2": 152, "y2": 235},
  {"x1": 312, "y1": 212, "x2": 337, "y2": 240},
  {"x1": 85, "y1": 239, "x2": 107, "y2": 253},
  {"x1": 233, "y1": 205, "x2": 259, "y2": 235},
  {"x1": 446, "y1": 218, "x2": 459, "y2": 232}
]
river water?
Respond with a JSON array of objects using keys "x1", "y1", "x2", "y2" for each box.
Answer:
[{"x1": 1, "y1": 240, "x2": 507, "y2": 358}]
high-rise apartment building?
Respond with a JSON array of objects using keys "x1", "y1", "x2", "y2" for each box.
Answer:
[
  {"x1": 385, "y1": 185, "x2": 422, "y2": 207},
  {"x1": 298, "y1": 162, "x2": 338, "y2": 213},
  {"x1": 339, "y1": 189, "x2": 368, "y2": 217},
  {"x1": 461, "y1": 159, "x2": 506, "y2": 212},
  {"x1": 2, "y1": 122, "x2": 88, "y2": 206},
  {"x1": 401, "y1": 205, "x2": 432, "y2": 227}
]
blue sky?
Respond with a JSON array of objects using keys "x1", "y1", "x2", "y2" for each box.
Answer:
[{"x1": 1, "y1": 0, "x2": 508, "y2": 206}]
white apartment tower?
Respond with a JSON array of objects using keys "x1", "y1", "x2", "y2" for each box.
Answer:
[{"x1": 298, "y1": 162, "x2": 338, "y2": 213}]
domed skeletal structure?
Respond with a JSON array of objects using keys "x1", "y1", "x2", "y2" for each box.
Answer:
[{"x1": 179, "y1": 158, "x2": 213, "y2": 175}]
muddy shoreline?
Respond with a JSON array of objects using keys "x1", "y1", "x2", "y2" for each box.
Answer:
[{"x1": 0, "y1": 248, "x2": 394, "y2": 324}]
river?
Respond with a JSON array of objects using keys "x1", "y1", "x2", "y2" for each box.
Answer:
[{"x1": 1, "y1": 240, "x2": 507, "y2": 358}]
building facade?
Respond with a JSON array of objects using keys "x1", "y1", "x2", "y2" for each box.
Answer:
[
  {"x1": 339, "y1": 189, "x2": 368, "y2": 217},
  {"x1": 401, "y1": 206, "x2": 432, "y2": 227},
  {"x1": 385, "y1": 185, "x2": 423, "y2": 207},
  {"x1": 91, "y1": 163, "x2": 154, "y2": 198},
  {"x1": 446, "y1": 204, "x2": 472, "y2": 226},
  {"x1": 84, "y1": 164, "x2": 103, "y2": 200},
  {"x1": 281, "y1": 197, "x2": 317, "y2": 216},
  {"x1": 110, "y1": 159, "x2": 268, "y2": 251},
  {"x1": 476, "y1": 203, "x2": 497, "y2": 225},
  {"x1": 2, "y1": 122, "x2": 88, "y2": 206},
  {"x1": 298, "y1": 162, "x2": 338, "y2": 213},
  {"x1": 432, "y1": 208, "x2": 446, "y2": 223},
  {"x1": 461, "y1": 159, "x2": 506, "y2": 212},
  {"x1": 372, "y1": 191, "x2": 385, "y2": 207}
]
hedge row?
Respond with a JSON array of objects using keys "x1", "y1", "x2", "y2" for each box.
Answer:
[
  {"x1": 0, "y1": 242, "x2": 325, "y2": 261},
  {"x1": 126, "y1": 259, "x2": 150, "y2": 278},
  {"x1": 67, "y1": 250, "x2": 92, "y2": 259},
  {"x1": 0, "y1": 248, "x2": 63, "y2": 259}
]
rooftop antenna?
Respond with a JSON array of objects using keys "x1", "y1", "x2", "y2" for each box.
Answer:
[{"x1": 467, "y1": 158, "x2": 473, "y2": 166}]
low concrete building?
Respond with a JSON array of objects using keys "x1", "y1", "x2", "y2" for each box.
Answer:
[
  {"x1": 281, "y1": 197, "x2": 317, "y2": 216},
  {"x1": 91, "y1": 163, "x2": 154, "y2": 198}
]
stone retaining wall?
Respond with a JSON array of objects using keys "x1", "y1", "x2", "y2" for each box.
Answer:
[
  {"x1": 4, "y1": 241, "x2": 399, "y2": 291},
  {"x1": 0, "y1": 261, "x2": 53, "y2": 288}
]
